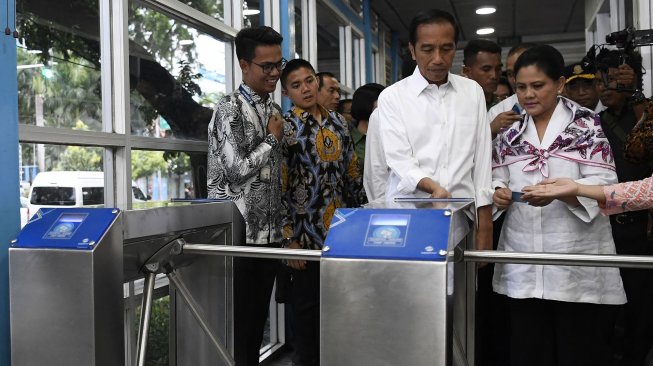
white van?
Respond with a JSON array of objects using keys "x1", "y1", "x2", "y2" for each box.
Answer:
[{"x1": 27, "y1": 171, "x2": 148, "y2": 218}]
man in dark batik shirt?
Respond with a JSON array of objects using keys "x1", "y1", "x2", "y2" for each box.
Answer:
[{"x1": 279, "y1": 59, "x2": 364, "y2": 366}]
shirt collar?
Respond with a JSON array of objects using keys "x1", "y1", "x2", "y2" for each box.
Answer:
[
  {"x1": 406, "y1": 66, "x2": 456, "y2": 97},
  {"x1": 240, "y1": 83, "x2": 268, "y2": 104},
  {"x1": 291, "y1": 104, "x2": 330, "y2": 124},
  {"x1": 507, "y1": 97, "x2": 584, "y2": 145}
]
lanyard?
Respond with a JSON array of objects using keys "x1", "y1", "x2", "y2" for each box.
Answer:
[{"x1": 239, "y1": 85, "x2": 268, "y2": 130}]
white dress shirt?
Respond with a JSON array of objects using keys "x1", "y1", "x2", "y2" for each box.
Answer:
[
  {"x1": 594, "y1": 99, "x2": 607, "y2": 114},
  {"x1": 363, "y1": 109, "x2": 388, "y2": 202},
  {"x1": 377, "y1": 67, "x2": 493, "y2": 208},
  {"x1": 492, "y1": 100, "x2": 626, "y2": 304},
  {"x1": 487, "y1": 94, "x2": 519, "y2": 124}
]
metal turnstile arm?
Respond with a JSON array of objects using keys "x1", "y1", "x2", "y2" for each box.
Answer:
[
  {"x1": 135, "y1": 272, "x2": 156, "y2": 366},
  {"x1": 182, "y1": 243, "x2": 323, "y2": 261}
]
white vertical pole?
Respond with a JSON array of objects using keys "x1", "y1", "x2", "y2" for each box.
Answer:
[
  {"x1": 345, "y1": 26, "x2": 353, "y2": 89},
  {"x1": 634, "y1": 0, "x2": 652, "y2": 96}
]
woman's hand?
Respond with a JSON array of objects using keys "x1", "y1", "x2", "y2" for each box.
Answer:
[
  {"x1": 493, "y1": 187, "x2": 513, "y2": 210},
  {"x1": 522, "y1": 178, "x2": 578, "y2": 200}
]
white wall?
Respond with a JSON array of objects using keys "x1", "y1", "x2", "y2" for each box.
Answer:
[{"x1": 634, "y1": 0, "x2": 653, "y2": 97}]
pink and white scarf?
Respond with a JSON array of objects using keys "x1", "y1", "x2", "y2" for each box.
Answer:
[{"x1": 492, "y1": 98, "x2": 615, "y2": 177}]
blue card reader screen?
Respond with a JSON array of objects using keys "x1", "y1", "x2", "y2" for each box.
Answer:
[
  {"x1": 364, "y1": 214, "x2": 411, "y2": 247},
  {"x1": 43, "y1": 213, "x2": 88, "y2": 240}
]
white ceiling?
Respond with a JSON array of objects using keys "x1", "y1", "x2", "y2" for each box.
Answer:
[
  {"x1": 315, "y1": 0, "x2": 590, "y2": 77},
  {"x1": 371, "y1": 0, "x2": 586, "y2": 45}
]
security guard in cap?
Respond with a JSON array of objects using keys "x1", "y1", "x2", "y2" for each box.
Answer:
[{"x1": 563, "y1": 61, "x2": 605, "y2": 113}]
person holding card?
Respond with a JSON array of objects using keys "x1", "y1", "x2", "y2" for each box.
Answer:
[
  {"x1": 491, "y1": 45, "x2": 625, "y2": 366},
  {"x1": 522, "y1": 175, "x2": 653, "y2": 214}
]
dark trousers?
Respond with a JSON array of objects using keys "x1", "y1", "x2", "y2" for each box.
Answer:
[
  {"x1": 611, "y1": 214, "x2": 653, "y2": 366},
  {"x1": 507, "y1": 297, "x2": 618, "y2": 366},
  {"x1": 476, "y1": 215, "x2": 510, "y2": 366},
  {"x1": 289, "y1": 261, "x2": 320, "y2": 366},
  {"x1": 233, "y1": 243, "x2": 280, "y2": 366}
]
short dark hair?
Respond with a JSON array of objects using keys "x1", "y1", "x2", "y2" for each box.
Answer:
[
  {"x1": 351, "y1": 83, "x2": 385, "y2": 122},
  {"x1": 499, "y1": 75, "x2": 513, "y2": 94},
  {"x1": 316, "y1": 72, "x2": 337, "y2": 90},
  {"x1": 507, "y1": 43, "x2": 537, "y2": 58},
  {"x1": 235, "y1": 26, "x2": 283, "y2": 62},
  {"x1": 595, "y1": 48, "x2": 644, "y2": 90},
  {"x1": 409, "y1": 9, "x2": 459, "y2": 45},
  {"x1": 280, "y1": 58, "x2": 316, "y2": 89},
  {"x1": 514, "y1": 44, "x2": 565, "y2": 82},
  {"x1": 463, "y1": 39, "x2": 501, "y2": 66},
  {"x1": 337, "y1": 99, "x2": 352, "y2": 114}
]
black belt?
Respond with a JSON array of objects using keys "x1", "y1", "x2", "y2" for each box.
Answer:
[{"x1": 611, "y1": 211, "x2": 649, "y2": 225}]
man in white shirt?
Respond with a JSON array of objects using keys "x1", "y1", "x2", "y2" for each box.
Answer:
[
  {"x1": 363, "y1": 108, "x2": 386, "y2": 202},
  {"x1": 376, "y1": 9, "x2": 493, "y2": 250}
]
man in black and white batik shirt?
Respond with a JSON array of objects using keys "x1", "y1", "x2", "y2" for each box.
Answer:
[{"x1": 207, "y1": 26, "x2": 286, "y2": 366}]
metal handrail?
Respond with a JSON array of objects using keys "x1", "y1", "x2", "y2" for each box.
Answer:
[
  {"x1": 183, "y1": 243, "x2": 653, "y2": 270},
  {"x1": 462, "y1": 249, "x2": 653, "y2": 269}
]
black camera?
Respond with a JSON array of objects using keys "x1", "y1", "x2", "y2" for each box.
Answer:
[{"x1": 606, "y1": 27, "x2": 653, "y2": 50}]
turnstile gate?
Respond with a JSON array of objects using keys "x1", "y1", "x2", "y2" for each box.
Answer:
[
  {"x1": 10, "y1": 202, "x2": 244, "y2": 366},
  {"x1": 9, "y1": 200, "x2": 476, "y2": 366}
]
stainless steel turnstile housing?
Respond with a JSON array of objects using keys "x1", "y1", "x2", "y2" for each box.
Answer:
[
  {"x1": 320, "y1": 202, "x2": 473, "y2": 366},
  {"x1": 10, "y1": 202, "x2": 244, "y2": 366}
]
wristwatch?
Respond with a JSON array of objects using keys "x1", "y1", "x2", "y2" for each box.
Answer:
[{"x1": 628, "y1": 90, "x2": 646, "y2": 105}]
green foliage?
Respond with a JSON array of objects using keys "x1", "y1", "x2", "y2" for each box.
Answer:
[
  {"x1": 163, "y1": 151, "x2": 192, "y2": 175},
  {"x1": 132, "y1": 151, "x2": 168, "y2": 180},
  {"x1": 16, "y1": 46, "x2": 102, "y2": 130},
  {"x1": 129, "y1": 4, "x2": 197, "y2": 70},
  {"x1": 134, "y1": 296, "x2": 169, "y2": 366},
  {"x1": 18, "y1": 11, "x2": 101, "y2": 68},
  {"x1": 55, "y1": 146, "x2": 103, "y2": 171},
  {"x1": 198, "y1": 91, "x2": 225, "y2": 107},
  {"x1": 176, "y1": 60, "x2": 203, "y2": 97},
  {"x1": 180, "y1": 0, "x2": 225, "y2": 20}
]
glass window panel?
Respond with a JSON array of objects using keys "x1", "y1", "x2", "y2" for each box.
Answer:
[
  {"x1": 20, "y1": 143, "x2": 103, "y2": 179},
  {"x1": 371, "y1": 11, "x2": 379, "y2": 33},
  {"x1": 316, "y1": 2, "x2": 342, "y2": 80},
  {"x1": 131, "y1": 150, "x2": 201, "y2": 209},
  {"x1": 294, "y1": 1, "x2": 302, "y2": 59},
  {"x1": 348, "y1": 0, "x2": 362, "y2": 15},
  {"x1": 133, "y1": 296, "x2": 170, "y2": 365},
  {"x1": 16, "y1": 0, "x2": 102, "y2": 131},
  {"x1": 175, "y1": 0, "x2": 224, "y2": 21},
  {"x1": 82, "y1": 187, "x2": 104, "y2": 205},
  {"x1": 243, "y1": 0, "x2": 261, "y2": 28},
  {"x1": 30, "y1": 186, "x2": 75, "y2": 206},
  {"x1": 19, "y1": 196, "x2": 29, "y2": 228},
  {"x1": 128, "y1": 3, "x2": 227, "y2": 141},
  {"x1": 20, "y1": 143, "x2": 105, "y2": 220}
]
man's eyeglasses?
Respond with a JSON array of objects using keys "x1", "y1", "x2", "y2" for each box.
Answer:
[{"x1": 251, "y1": 58, "x2": 287, "y2": 74}]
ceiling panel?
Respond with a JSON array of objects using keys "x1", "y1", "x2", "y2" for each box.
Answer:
[{"x1": 370, "y1": 0, "x2": 585, "y2": 45}]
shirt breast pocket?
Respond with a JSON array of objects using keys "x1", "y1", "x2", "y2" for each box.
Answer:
[{"x1": 454, "y1": 118, "x2": 477, "y2": 153}]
